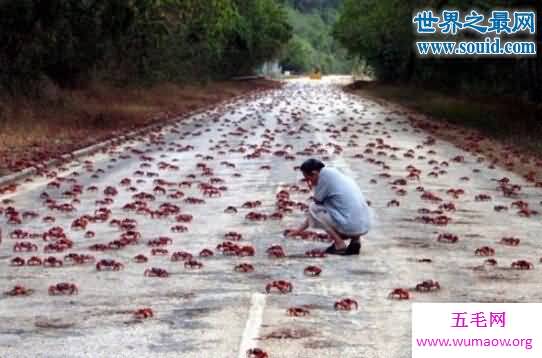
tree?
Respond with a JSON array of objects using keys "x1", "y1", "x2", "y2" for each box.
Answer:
[{"x1": 0, "y1": 0, "x2": 292, "y2": 92}]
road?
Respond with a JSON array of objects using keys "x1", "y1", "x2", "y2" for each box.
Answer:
[{"x1": 1, "y1": 77, "x2": 541, "y2": 358}]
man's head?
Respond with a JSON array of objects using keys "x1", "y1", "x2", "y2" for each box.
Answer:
[{"x1": 300, "y1": 158, "x2": 325, "y2": 188}]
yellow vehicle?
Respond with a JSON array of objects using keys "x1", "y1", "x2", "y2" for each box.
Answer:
[{"x1": 310, "y1": 67, "x2": 322, "y2": 80}]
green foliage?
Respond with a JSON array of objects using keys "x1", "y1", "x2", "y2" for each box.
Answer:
[
  {"x1": 333, "y1": 0, "x2": 412, "y2": 80},
  {"x1": 0, "y1": 0, "x2": 292, "y2": 93},
  {"x1": 281, "y1": 35, "x2": 316, "y2": 72},
  {"x1": 282, "y1": 0, "x2": 343, "y2": 12},
  {"x1": 0, "y1": 0, "x2": 134, "y2": 91},
  {"x1": 280, "y1": 3, "x2": 353, "y2": 74},
  {"x1": 334, "y1": 0, "x2": 541, "y2": 101},
  {"x1": 222, "y1": 0, "x2": 292, "y2": 75}
]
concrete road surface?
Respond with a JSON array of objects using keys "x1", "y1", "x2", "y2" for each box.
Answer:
[{"x1": 1, "y1": 77, "x2": 541, "y2": 358}]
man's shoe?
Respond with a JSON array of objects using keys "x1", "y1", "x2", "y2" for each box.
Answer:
[
  {"x1": 324, "y1": 243, "x2": 348, "y2": 255},
  {"x1": 344, "y1": 239, "x2": 361, "y2": 255}
]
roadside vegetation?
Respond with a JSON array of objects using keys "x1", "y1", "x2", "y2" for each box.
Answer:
[
  {"x1": 334, "y1": 0, "x2": 541, "y2": 101},
  {"x1": 0, "y1": 0, "x2": 291, "y2": 174},
  {"x1": 0, "y1": 0, "x2": 292, "y2": 93},
  {"x1": 335, "y1": 0, "x2": 542, "y2": 155},
  {"x1": 279, "y1": 0, "x2": 353, "y2": 74}
]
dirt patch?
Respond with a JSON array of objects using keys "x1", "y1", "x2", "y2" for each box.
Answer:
[{"x1": 0, "y1": 79, "x2": 282, "y2": 176}]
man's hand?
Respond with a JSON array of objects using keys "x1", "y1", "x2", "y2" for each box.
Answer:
[{"x1": 285, "y1": 219, "x2": 309, "y2": 238}]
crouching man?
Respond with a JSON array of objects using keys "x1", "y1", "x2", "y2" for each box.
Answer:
[{"x1": 287, "y1": 159, "x2": 371, "y2": 255}]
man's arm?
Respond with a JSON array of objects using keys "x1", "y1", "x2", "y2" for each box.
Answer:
[
  {"x1": 313, "y1": 171, "x2": 329, "y2": 204},
  {"x1": 286, "y1": 218, "x2": 309, "y2": 237}
]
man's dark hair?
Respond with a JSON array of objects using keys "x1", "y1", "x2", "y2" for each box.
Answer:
[{"x1": 300, "y1": 158, "x2": 325, "y2": 175}]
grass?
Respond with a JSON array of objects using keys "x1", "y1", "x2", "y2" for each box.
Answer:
[
  {"x1": 346, "y1": 81, "x2": 542, "y2": 154},
  {"x1": 0, "y1": 80, "x2": 280, "y2": 175}
]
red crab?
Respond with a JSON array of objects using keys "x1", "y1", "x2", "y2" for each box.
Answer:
[
  {"x1": 334, "y1": 298, "x2": 359, "y2": 311},
  {"x1": 269, "y1": 212, "x2": 284, "y2": 220},
  {"x1": 184, "y1": 197, "x2": 205, "y2": 205},
  {"x1": 5, "y1": 285, "x2": 34, "y2": 297},
  {"x1": 266, "y1": 245, "x2": 286, "y2": 258},
  {"x1": 433, "y1": 216, "x2": 452, "y2": 226},
  {"x1": 439, "y1": 202, "x2": 456, "y2": 212},
  {"x1": 475, "y1": 246, "x2": 495, "y2": 256},
  {"x1": 387, "y1": 200, "x2": 400, "y2": 207},
  {"x1": 151, "y1": 248, "x2": 169, "y2": 256},
  {"x1": 147, "y1": 237, "x2": 173, "y2": 247},
  {"x1": 13, "y1": 242, "x2": 38, "y2": 252},
  {"x1": 144, "y1": 267, "x2": 169, "y2": 277},
  {"x1": 10, "y1": 257, "x2": 25, "y2": 266},
  {"x1": 415, "y1": 280, "x2": 440, "y2": 292},
  {"x1": 44, "y1": 239, "x2": 73, "y2": 253},
  {"x1": 224, "y1": 206, "x2": 238, "y2": 214},
  {"x1": 184, "y1": 259, "x2": 203, "y2": 269},
  {"x1": 304, "y1": 265, "x2": 322, "y2": 277},
  {"x1": 452, "y1": 155, "x2": 464, "y2": 163},
  {"x1": 500, "y1": 237, "x2": 520, "y2": 246},
  {"x1": 265, "y1": 280, "x2": 293, "y2": 294},
  {"x1": 43, "y1": 227, "x2": 66, "y2": 240},
  {"x1": 64, "y1": 253, "x2": 95, "y2": 265},
  {"x1": 485, "y1": 258, "x2": 498, "y2": 266},
  {"x1": 175, "y1": 214, "x2": 193, "y2": 223},
  {"x1": 104, "y1": 186, "x2": 118, "y2": 196},
  {"x1": 388, "y1": 288, "x2": 410, "y2": 300},
  {"x1": 202, "y1": 188, "x2": 221, "y2": 197},
  {"x1": 171, "y1": 251, "x2": 193, "y2": 262},
  {"x1": 437, "y1": 233, "x2": 458, "y2": 244},
  {"x1": 242, "y1": 201, "x2": 262, "y2": 209},
  {"x1": 475, "y1": 194, "x2": 492, "y2": 202},
  {"x1": 96, "y1": 259, "x2": 124, "y2": 271},
  {"x1": 511, "y1": 200, "x2": 529, "y2": 210},
  {"x1": 133, "y1": 308, "x2": 154, "y2": 320},
  {"x1": 511, "y1": 260, "x2": 533, "y2": 270},
  {"x1": 246, "y1": 348, "x2": 268, "y2": 358},
  {"x1": 236, "y1": 245, "x2": 255, "y2": 257},
  {"x1": 224, "y1": 232, "x2": 242, "y2": 241},
  {"x1": 171, "y1": 225, "x2": 188, "y2": 233},
  {"x1": 517, "y1": 208, "x2": 538, "y2": 217},
  {"x1": 287, "y1": 307, "x2": 310, "y2": 317},
  {"x1": 43, "y1": 256, "x2": 63, "y2": 267},
  {"x1": 71, "y1": 218, "x2": 88, "y2": 230},
  {"x1": 153, "y1": 186, "x2": 166, "y2": 195},
  {"x1": 48, "y1": 282, "x2": 78, "y2": 295},
  {"x1": 133, "y1": 254, "x2": 148, "y2": 263},
  {"x1": 446, "y1": 189, "x2": 464, "y2": 198},
  {"x1": 234, "y1": 263, "x2": 254, "y2": 273},
  {"x1": 10, "y1": 229, "x2": 29, "y2": 239},
  {"x1": 199, "y1": 249, "x2": 214, "y2": 257},
  {"x1": 245, "y1": 212, "x2": 267, "y2": 221}
]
